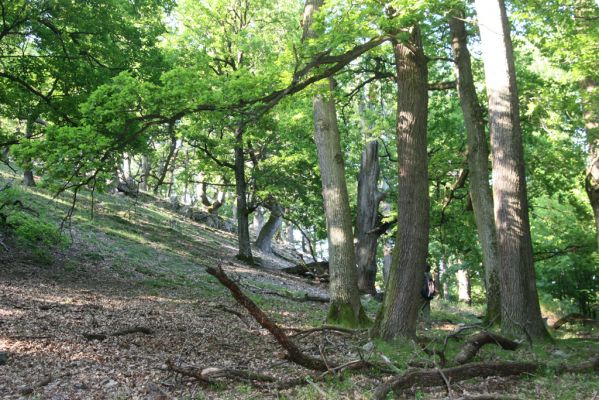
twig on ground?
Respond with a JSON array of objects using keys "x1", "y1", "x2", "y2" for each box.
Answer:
[{"x1": 82, "y1": 326, "x2": 153, "y2": 341}]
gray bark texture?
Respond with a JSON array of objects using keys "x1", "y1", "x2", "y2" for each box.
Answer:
[
  {"x1": 474, "y1": 0, "x2": 549, "y2": 340},
  {"x1": 140, "y1": 154, "x2": 150, "y2": 192},
  {"x1": 450, "y1": 15, "x2": 501, "y2": 323},
  {"x1": 234, "y1": 125, "x2": 254, "y2": 263},
  {"x1": 372, "y1": 27, "x2": 429, "y2": 340},
  {"x1": 305, "y1": 0, "x2": 366, "y2": 327},
  {"x1": 355, "y1": 140, "x2": 383, "y2": 294},
  {"x1": 255, "y1": 202, "x2": 283, "y2": 253},
  {"x1": 313, "y1": 91, "x2": 366, "y2": 327}
]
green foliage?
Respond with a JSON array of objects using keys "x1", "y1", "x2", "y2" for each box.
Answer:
[{"x1": 0, "y1": 186, "x2": 63, "y2": 248}]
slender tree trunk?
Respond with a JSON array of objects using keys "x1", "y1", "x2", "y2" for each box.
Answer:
[
  {"x1": 580, "y1": 77, "x2": 599, "y2": 249},
  {"x1": 253, "y1": 206, "x2": 265, "y2": 233},
  {"x1": 153, "y1": 125, "x2": 177, "y2": 194},
  {"x1": 474, "y1": 0, "x2": 549, "y2": 340},
  {"x1": 450, "y1": 15, "x2": 501, "y2": 323},
  {"x1": 313, "y1": 88, "x2": 367, "y2": 327},
  {"x1": 304, "y1": 0, "x2": 366, "y2": 327},
  {"x1": 255, "y1": 203, "x2": 283, "y2": 253},
  {"x1": 140, "y1": 154, "x2": 150, "y2": 191},
  {"x1": 371, "y1": 27, "x2": 429, "y2": 340},
  {"x1": 382, "y1": 241, "x2": 393, "y2": 287},
  {"x1": 356, "y1": 141, "x2": 384, "y2": 294},
  {"x1": 457, "y1": 268, "x2": 471, "y2": 304},
  {"x1": 22, "y1": 119, "x2": 36, "y2": 187},
  {"x1": 234, "y1": 125, "x2": 254, "y2": 263}
]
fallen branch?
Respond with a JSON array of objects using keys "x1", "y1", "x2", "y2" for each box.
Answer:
[
  {"x1": 453, "y1": 331, "x2": 519, "y2": 365},
  {"x1": 206, "y1": 264, "x2": 328, "y2": 371},
  {"x1": 373, "y1": 356, "x2": 599, "y2": 399},
  {"x1": 166, "y1": 359, "x2": 277, "y2": 384},
  {"x1": 372, "y1": 361, "x2": 538, "y2": 400},
  {"x1": 288, "y1": 325, "x2": 364, "y2": 339},
  {"x1": 552, "y1": 313, "x2": 599, "y2": 329},
  {"x1": 82, "y1": 326, "x2": 153, "y2": 341}
]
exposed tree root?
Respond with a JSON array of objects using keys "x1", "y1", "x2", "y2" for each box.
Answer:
[
  {"x1": 82, "y1": 326, "x2": 153, "y2": 341},
  {"x1": 553, "y1": 313, "x2": 599, "y2": 329},
  {"x1": 453, "y1": 331, "x2": 519, "y2": 364},
  {"x1": 206, "y1": 264, "x2": 329, "y2": 371},
  {"x1": 373, "y1": 356, "x2": 599, "y2": 400},
  {"x1": 372, "y1": 361, "x2": 539, "y2": 400}
]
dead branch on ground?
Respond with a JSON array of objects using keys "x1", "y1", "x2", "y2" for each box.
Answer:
[
  {"x1": 553, "y1": 313, "x2": 599, "y2": 329},
  {"x1": 82, "y1": 326, "x2": 153, "y2": 341},
  {"x1": 373, "y1": 361, "x2": 539, "y2": 400},
  {"x1": 206, "y1": 264, "x2": 329, "y2": 371},
  {"x1": 453, "y1": 331, "x2": 519, "y2": 365}
]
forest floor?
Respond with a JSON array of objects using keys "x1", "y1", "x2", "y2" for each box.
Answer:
[{"x1": 1, "y1": 173, "x2": 598, "y2": 399}]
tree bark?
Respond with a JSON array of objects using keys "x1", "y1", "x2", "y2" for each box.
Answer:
[
  {"x1": 153, "y1": 124, "x2": 177, "y2": 194},
  {"x1": 305, "y1": 0, "x2": 366, "y2": 327},
  {"x1": 355, "y1": 140, "x2": 383, "y2": 294},
  {"x1": 255, "y1": 202, "x2": 283, "y2": 253},
  {"x1": 450, "y1": 15, "x2": 501, "y2": 323},
  {"x1": 474, "y1": 0, "x2": 549, "y2": 339},
  {"x1": 371, "y1": 27, "x2": 429, "y2": 340},
  {"x1": 140, "y1": 154, "x2": 150, "y2": 192},
  {"x1": 457, "y1": 268, "x2": 471, "y2": 304},
  {"x1": 234, "y1": 125, "x2": 254, "y2": 263},
  {"x1": 22, "y1": 119, "x2": 36, "y2": 187},
  {"x1": 580, "y1": 77, "x2": 599, "y2": 249},
  {"x1": 313, "y1": 89, "x2": 367, "y2": 327}
]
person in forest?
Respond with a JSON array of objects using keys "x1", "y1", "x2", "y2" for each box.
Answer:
[{"x1": 420, "y1": 263, "x2": 436, "y2": 325}]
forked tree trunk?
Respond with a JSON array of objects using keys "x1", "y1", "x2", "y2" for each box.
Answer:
[
  {"x1": 355, "y1": 140, "x2": 384, "y2": 294},
  {"x1": 234, "y1": 125, "x2": 254, "y2": 263},
  {"x1": 371, "y1": 27, "x2": 429, "y2": 340},
  {"x1": 255, "y1": 203, "x2": 283, "y2": 253},
  {"x1": 474, "y1": 0, "x2": 549, "y2": 340},
  {"x1": 450, "y1": 15, "x2": 501, "y2": 323}
]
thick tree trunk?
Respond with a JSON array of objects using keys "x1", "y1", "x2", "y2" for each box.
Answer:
[
  {"x1": 22, "y1": 119, "x2": 36, "y2": 187},
  {"x1": 355, "y1": 140, "x2": 383, "y2": 294},
  {"x1": 450, "y1": 15, "x2": 501, "y2": 323},
  {"x1": 580, "y1": 77, "x2": 599, "y2": 249},
  {"x1": 371, "y1": 28, "x2": 429, "y2": 340},
  {"x1": 313, "y1": 89, "x2": 367, "y2": 327},
  {"x1": 234, "y1": 125, "x2": 254, "y2": 263},
  {"x1": 474, "y1": 0, "x2": 549, "y2": 340},
  {"x1": 255, "y1": 203, "x2": 283, "y2": 253}
]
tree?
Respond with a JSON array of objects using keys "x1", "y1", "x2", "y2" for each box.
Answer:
[
  {"x1": 305, "y1": 0, "x2": 368, "y2": 327},
  {"x1": 372, "y1": 26, "x2": 429, "y2": 340},
  {"x1": 449, "y1": 13, "x2": 501, "y2": 323},
  {"x1": 473, "y1": 0, "x2": 549, "y2": 340}
]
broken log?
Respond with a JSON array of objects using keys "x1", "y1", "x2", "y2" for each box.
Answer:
[
  {"x1": 166, "y1": 359, "x2": 277, "y2": 384},
  {"x1": 372, "y1": 361, "x2": 539, "y2": 400},
  {"x1": 552, "y1": 313, "x2": 599, "y2": 329},
  {"x1": 206, "y1": 265, "x2": 328, "y2": 371},
  {"x1": 282, "y1": 261, "x2": 329, "y2": 282},
  {"x1": 453, "y1": 331, "x2": 519, "y2": 365}
]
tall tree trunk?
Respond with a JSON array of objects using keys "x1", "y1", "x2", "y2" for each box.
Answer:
[
  {"x1": 255, "y1": 202, "x2": 283, "y2": 253},
  {"x1": 304, "y1": 0, "x2": 367, "y2": 327},
  {"x1": 22, "y1": 119, "x2": 36, "y2": 187},
  {"x1": 450, "y1": 15, "x2": 501, "y2": 324},
  {"x1": 474, "y1": 0, "x2": 549, "y2": 340},
  {"x1": 457, "y1": 268, "x2": 471, "y2": 304},
  {"x1": 153, "y1": 125, "x2": 177, "y2": 194},
  {"x1": 313, "y1": 89, "x2": 367, "y2": 327},
  {"x1": 580, "y1": 77, "x2": 599, "y2": 249},
  {"x1": 382, "y1": 241, "x2": 393, "y2": 287},
  {"x1": 253, "y1": 206, "x2": 265, "y2": 233},
  {"x1": 371, "y1": 27, "x2": 429, "y2": 340},
  {"x1": 355, "y1": 140, "x2": 384, "y2": 294},
  {"x1": 234, "y1": 125, "x2": 254, "y2": 263},
  {"x1": 140, "y1": 154, "x2": 150, "y2": 191}
]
